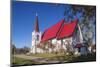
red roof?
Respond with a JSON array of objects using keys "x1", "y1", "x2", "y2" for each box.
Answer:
[
  {"x1": 41, "y1": 19, "x2": 64, "y2": 42},
  {"x1": 41, "y1": 19, "x2": 78, "y2": 42},
  {"x1": 57, "y1": 20, "x2": 77, "y2": 39}
]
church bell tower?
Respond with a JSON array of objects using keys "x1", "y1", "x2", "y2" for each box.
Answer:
[{"x1": 30, "y1": 13, "x2": 41, "y2": 54}]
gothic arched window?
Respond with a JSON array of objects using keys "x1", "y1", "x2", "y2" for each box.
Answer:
[{"x1": 36, "y1": 35, "x2": 39, "y2": 41}]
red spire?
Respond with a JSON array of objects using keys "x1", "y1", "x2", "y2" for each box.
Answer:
[{"x1": 34, "y1": 13, "x2": 39, "y2": 32}]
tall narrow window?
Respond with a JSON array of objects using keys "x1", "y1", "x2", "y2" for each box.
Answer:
[{"x1": 36, "y1": 35, "x2": 39, "y2": 41}]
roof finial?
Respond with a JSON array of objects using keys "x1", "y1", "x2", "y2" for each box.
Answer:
[{"x1": 36, "y1": 12, "x2": 38, "y2": 16}]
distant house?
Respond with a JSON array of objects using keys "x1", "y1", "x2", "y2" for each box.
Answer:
[{"x1": 30, "y1": 14, "x2": 87, "y2": 55}]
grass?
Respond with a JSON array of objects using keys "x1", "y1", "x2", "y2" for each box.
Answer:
[
  {"x1": 70, "y1": 53, "x2": 96, "y2": 62},
  {"x1": 29, "y1": 53, "x2": 76, "y2": 62},
  {"x1": 31, "y1": 53, "x2": 64, "y2": 58},
  {"x1": 12, "y1": 53, "x2": 96, "y2": 66},
  {"x1": 27, "y1": 53, "x2": 96, "y2": 62},
  {"x1": 32, "y1": 53, "x2": 96, "y2": 62},
  {"x1": 12, "y1": 56, "x2": 44, "y2": 66},
  {"x1": 12, "y1": 53, "x2": 67, "y2": 66}
]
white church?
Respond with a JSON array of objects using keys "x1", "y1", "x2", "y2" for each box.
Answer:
[
  {"x1": 30, "y1": 13, "x2": 42, "y2": 54},
  {"x1": 30, "y1": 14, "x2": 93, "y2": 55}
]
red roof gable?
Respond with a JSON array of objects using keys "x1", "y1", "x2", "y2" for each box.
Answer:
[
  {"x1": 41, "y1": 19, "x2": 78, "y2": 42},
  {"x1": 57, "y1": 20, "x2": 78, "y2": 39},
  {"x1": 41, "y1": 19, "x2": 64, "y2": 42}
]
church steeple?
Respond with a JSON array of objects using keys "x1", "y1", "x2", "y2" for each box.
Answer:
[
  {"x1": 34, "y1": 12, "x2": 39, "y2": 32},
  {"x1": 31, "y1": 12, "x2": 41, "y2": 54}
]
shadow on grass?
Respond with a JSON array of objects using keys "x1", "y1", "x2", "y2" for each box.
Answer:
[
  {"x1": 69, "y1": 53, "x2": 96, "y2": 62},
  {"x1": 12, "y1": 53, "x2": 96, "y2": 67}
]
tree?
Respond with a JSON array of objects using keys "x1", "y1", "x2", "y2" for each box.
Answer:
[
  {"x1": 64, "y1": 5, "x2": 96, "y2": 46},
  {"x1": 64, "y1": 40, "x2": 74, "y2": 55},
  {"x1": 23, "y1": 46, "x2": 30, "y2": 54},
  {"x1": 12, "y1": 44, "x2": 16, "y2": 54},
  {"x1": 37, "y1": 41, "x2": 49, "y2": 53},
  {"x1": 48, "y1": 42, "x2": 55, "y2": 53}
]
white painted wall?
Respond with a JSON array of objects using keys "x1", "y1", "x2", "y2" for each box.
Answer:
[
  {"x1": 49, "y1": 37, "x2": 73, "y2": 53},
  {"x1": 31, "y1": 31, "x2": 41, "y2": 54}
]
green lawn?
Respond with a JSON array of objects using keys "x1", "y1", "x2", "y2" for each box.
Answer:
[
  {"x1": 12, "y1": 56, "x2": 44, "y2": 66},
  {"x1": 31, "y1": 53, "x2": 64, "y2": 58},
  {"x1": 31, "y1": 53, "x2": 96, "y2": 62},
  {"x1": 70, "y1": 53, "x2": 96, "y2": 62},
  {"x1": 12, "y1": 53, "x2": 96, "y2": 66}
]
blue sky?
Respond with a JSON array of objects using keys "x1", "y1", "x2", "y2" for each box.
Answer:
[
  {"x1": 12, "y1": 1, "x2": 67, "y2": 48},
  {"x1": 12, "y1": 1, "x2": 96, "y2": 48}
]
